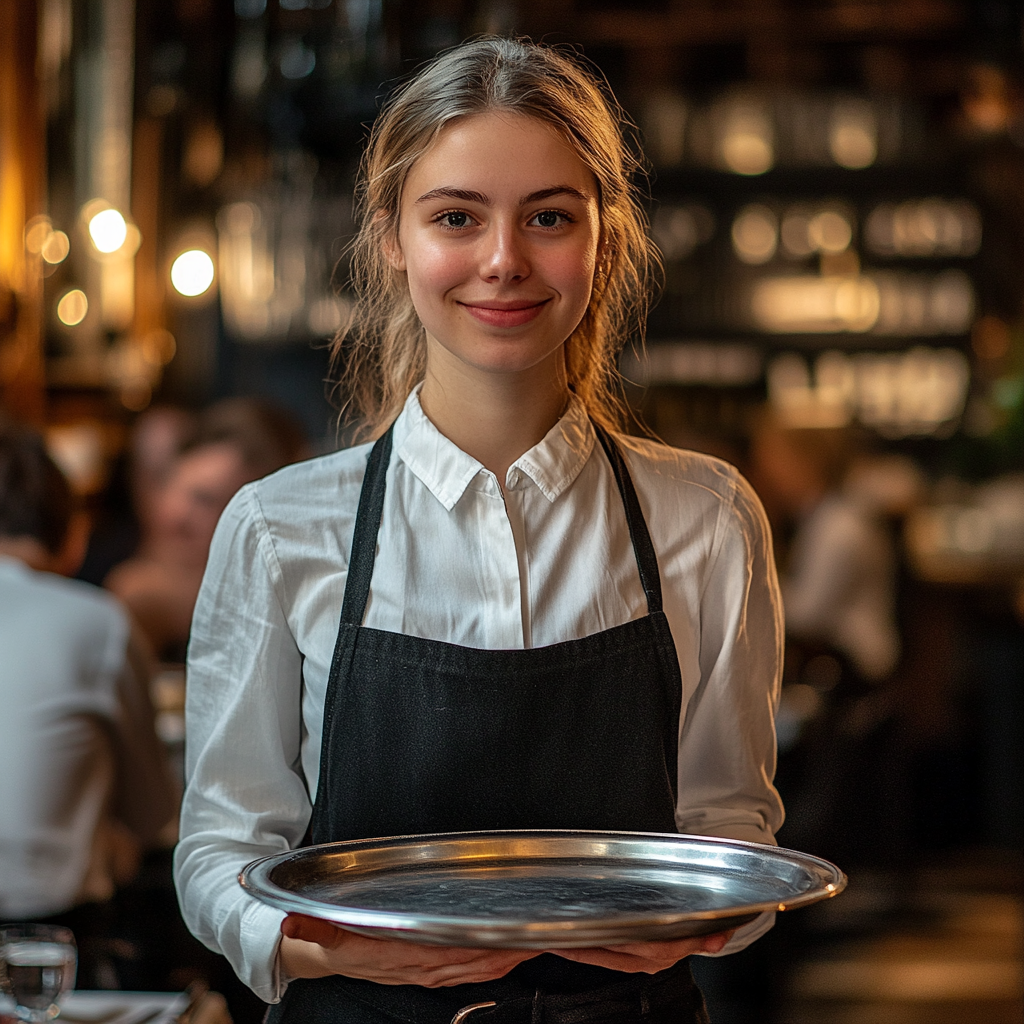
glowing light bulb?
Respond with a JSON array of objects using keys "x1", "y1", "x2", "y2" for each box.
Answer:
[
  {"x1": 57, "y1": 289, "x2": 88, "y2": 326},
  {"x1": 88, "y1": 208, "x2": 128, "y2": 253},
  {"x1": 170, "y1": 249, "x2": 215, "y2": 297}
]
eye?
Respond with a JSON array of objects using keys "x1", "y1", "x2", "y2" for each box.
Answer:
[
  {"x1": 530, "y1": 210, "x2": 571, "y2": 229},
  {"x1": 435, "y1": 210, "x2": 473, "y2": 229}
]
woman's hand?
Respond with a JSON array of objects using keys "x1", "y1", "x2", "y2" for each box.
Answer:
[
  {"x1": 548, "y1": 930, "x2": 735, "y2": 973},
  {"x1": 279, "y1": 914, "x2": 539, "y2": 987}
]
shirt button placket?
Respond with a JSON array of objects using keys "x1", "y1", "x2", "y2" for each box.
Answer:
[{"x1": 484, "y1": 474, "x2": 524, "y2": 648}]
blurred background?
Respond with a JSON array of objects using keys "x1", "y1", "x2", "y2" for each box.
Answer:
[{"x1": 0, "y1": 1, "x2": 1021, "y2": 1022}]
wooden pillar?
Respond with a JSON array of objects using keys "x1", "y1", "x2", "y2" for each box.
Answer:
[{"x1": 0, "y1": 0, "x2": 46, "y2": 424}]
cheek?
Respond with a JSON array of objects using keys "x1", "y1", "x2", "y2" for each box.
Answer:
[
  {"x1": 548, "y1": 244, "x2": 597, "y2": 309},
  {"x1": 402, "y1": 235, "x2": 467, "y2": 302}
]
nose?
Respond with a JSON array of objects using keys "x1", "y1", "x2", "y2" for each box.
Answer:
[{"x1": 480, "y1": 220, "x2": 529, "y2": 283}]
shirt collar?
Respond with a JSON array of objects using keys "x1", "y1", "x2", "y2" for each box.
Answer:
[
  {"x1": 513, "y1": 397, "x2": 594, "y2": 503},
  {"x1": 393, "y1": 388, "x2": 595, "y2": 511}
]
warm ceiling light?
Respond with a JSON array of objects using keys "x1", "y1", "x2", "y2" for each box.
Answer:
[
  {"x1": 41, "y1": 230, "x2": 70, "y2": 264},
  {"x1": 57, "y1": 289, "x2": 88, "y2": 326},
  {"x1": 170, "y1": 249, "x2": 215, "y2": 296},
  {"x1": 88, "y1": 208, "x2": 128, "y2": 253}
]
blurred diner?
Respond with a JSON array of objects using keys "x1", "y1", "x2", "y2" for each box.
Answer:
[
  {"x1": 0, "y1": 419, "x2": 177, "y2": 989},
  {"x1": 105, "y1": 398, "x2": 308, "y2": 661}
]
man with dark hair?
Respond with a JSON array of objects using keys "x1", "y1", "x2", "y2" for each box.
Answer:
[{"x1": 0, "y1": 419, "x2": 176, "y2": 984}]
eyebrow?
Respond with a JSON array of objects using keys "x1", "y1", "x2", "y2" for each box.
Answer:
[{"x1": 414, "y1": 185, "x2": 592, "y2": 206}]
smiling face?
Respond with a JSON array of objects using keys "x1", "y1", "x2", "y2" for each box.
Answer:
[{"x1": 391, "y1": 111, "x2": 601, "y2": 387}]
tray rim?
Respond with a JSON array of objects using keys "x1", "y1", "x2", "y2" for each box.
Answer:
[{"x1": 238, "y1": 829, "x2": 847, "y2": 946}]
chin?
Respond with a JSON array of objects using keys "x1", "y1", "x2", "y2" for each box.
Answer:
[{"x1": 467, "y1": 339, "x2": 567, "y2": 374}]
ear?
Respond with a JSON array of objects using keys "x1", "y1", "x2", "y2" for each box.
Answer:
[
  {"x1": 383, "y1": 236, "x2": 406, "y2": 272},
  {"x1": 375, "y1": 210, "x2": 406, "y2": 272}
]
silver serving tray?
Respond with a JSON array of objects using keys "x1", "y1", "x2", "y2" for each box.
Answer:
[{"x1": 240, "y1": 830, "x2": 845, "y2": 948}]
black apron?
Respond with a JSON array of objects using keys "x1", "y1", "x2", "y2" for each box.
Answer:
[{"x1": 267, "y1": 425, "x2": 709, "y2": 1024}]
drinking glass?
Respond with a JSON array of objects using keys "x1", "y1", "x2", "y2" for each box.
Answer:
[{"x1": 0, "y1": 925, "x2": 77, "y2": 1021}]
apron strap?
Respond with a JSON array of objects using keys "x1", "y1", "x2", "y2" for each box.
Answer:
[
  {"x1": 339, "y1": 425, "x2": 394, "y2": 626},
  {"x1": 593, "y1": 424, "x2": 664, "y2": 616},
  {"x1": 337, "y1": 419, "x2": 664, "y2": 626}
]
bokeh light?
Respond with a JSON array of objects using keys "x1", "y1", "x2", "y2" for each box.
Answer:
[
  {"x1": 56, "y1": 289, "x2": 88, "y2": 326},
  {"x1": 829, "y1": 99, "x2": 878, "y2": 169},
  {"x1": 716, "y1": 97, "x2": 774, "y2": 175},
  {"x1": 808, "y1": 210, "x2": 853, "y2": 254},
  {"x1": 721, "y1": 130, "x2": 773, "y2": 175},
  {"x1": 24, "y1": 216, "x2": 53, "y2": 254},
  {"x1": 732, "y1": 205, "x2": 778, "y2": 264},
  {"x1": 170, "y1": 249, "x2": 216, "y2": 296},
  {"x1": 865, "y1": 200, "x2": 981, "y2": 258},
  {"x1": 88, "y1": 208, "x2": 128, "y2": 253},
  {"x1": 41, "y1": 230, "x2": 70, "y2": 265}
]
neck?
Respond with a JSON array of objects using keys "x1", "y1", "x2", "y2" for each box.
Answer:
[
  {"x1": 418, "y1": 344, "x2": 570, "y2": 486},
  {"x1": 0, "y1": 536, "x2": 58, "y2": 573}
]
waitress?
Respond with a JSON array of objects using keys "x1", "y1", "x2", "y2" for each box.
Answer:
[{"x1": 175, "y1": 37, "x2": 784, "y2": 1024}]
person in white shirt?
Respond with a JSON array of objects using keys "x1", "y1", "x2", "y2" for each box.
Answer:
[
  {"x1": 751, "y1": 412, "x2": 900, "y2": 683},
  {"x1": 176, "y1": 38, "x2": 784, "y2": 1024},
  {"x1": 0, "y1": 420, "x2": 176, "y2": 983}
]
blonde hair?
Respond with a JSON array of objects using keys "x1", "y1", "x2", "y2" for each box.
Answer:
[{"x1": 333, "y1": 37, "x2": 658, "y2": 438}]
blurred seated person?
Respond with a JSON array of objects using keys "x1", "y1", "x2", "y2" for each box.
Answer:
[
  {"x1": 130, "y1": 405, "x2": 200, "y2": 545},
  {"x1": 751, "y1": 410, "x2": 905, "y2": 865},
  {"x1": 105, "y1": 398, "x2": 309, "y2": 661},
  {"x1": 0, "y1": 420, "x2": 176, "y2": 984},
  {"x1": 751, "y1": 410, "x2": 899, "y2": 684},
  {"x1": 77, "y1": 405, "x2": 198, "y2": 587}
]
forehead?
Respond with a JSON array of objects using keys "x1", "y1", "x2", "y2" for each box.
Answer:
[
  {"x1": 402, "y1": 111, "x2": 597, "y2": 199},
  {"x1": 173, "y1": 442, "x2": 243, "y2": 483}
]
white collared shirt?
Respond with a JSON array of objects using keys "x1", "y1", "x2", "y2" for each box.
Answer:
[{"x1": 175, "y1": 391, "x2": 784, "y2": 1002}]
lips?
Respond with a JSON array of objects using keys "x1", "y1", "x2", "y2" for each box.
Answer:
[{"x1": 458, "y1": 299, "x2": 549, "y2": 328}]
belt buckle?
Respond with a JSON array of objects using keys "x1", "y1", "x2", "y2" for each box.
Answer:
[{"x1": 450, "y1": 1001, "x2": 497, "y2": 1023}]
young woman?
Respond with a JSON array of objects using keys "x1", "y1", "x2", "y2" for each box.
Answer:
[{"x1": 175, "y1": 37, "x2": 784, "y2": 1024}]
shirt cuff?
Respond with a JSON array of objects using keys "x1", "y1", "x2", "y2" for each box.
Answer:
[
  {"x1": 240, "y1": 899, "x2": 288, "y2": 1003},
  {"x1": 696, "y1": 910, "x2": 775, "y2": 956}
]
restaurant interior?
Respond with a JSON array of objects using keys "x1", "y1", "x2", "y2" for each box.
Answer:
[{"x1": 1, "y1": 0, "x2": 1022, "y2": 1022}]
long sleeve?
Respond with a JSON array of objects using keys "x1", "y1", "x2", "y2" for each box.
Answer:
[
  {"x1": 672, "y1": 467, "x2": 785, "y2": 953},
  {"x1": 678, "y1": 468, "x2": 784, "y2": 841},
  {"x1": 174, "y1": 486, "x2": 310, "y2": 1002}
]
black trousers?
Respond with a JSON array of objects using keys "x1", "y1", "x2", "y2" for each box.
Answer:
[{"x1": 269, "y1": 959, "x2": 709, "y2": 1024}]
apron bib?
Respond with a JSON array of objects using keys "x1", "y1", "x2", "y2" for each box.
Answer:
[{"x1": 267, "y1": 426, "x2": 709, "y2": 1024}]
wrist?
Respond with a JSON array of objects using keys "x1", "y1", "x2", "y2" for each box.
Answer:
[{"x1": 279, "y1": 935, "x2": 335, "y2": 980}]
